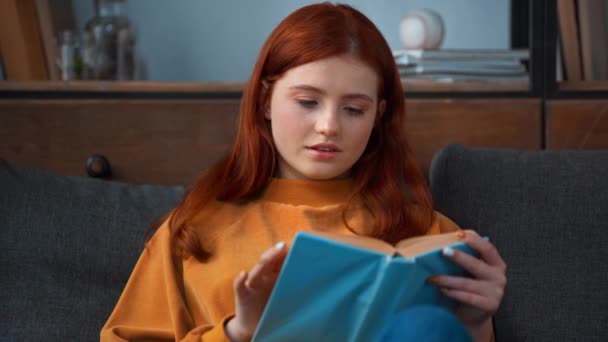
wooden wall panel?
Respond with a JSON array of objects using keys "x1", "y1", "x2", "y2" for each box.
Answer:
[
  {"x1": 0, "y1": 99, "x2": 240, "y2": 185},
  {"x1": 406, "y1": 98, "x2": 542, "y2": 175},
  {"x1": 546, "y1": 100, "x2": 608, "y2": 149},
  {"x1": 0, "y1": 98, "x2": 542, "y2": 185}
]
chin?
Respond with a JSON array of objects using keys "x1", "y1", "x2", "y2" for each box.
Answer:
[
  {"x1": 302, "y1": 168, "x2": 350, "y2": 181},
  {"x1": 279, "y1": 159, "x2": 352, "y2": 180}
]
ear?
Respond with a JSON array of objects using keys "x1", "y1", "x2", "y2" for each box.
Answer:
[
  {"x1": 377, "y1": 99, "x2": 386, "y2": 118},
  {"x1": 265, "y1": 107, "x2": 271, "y2": 120}
]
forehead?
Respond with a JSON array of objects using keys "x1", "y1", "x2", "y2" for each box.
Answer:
[{"x1": 276, "y1": 56, "x2": 379, "y2": 98}]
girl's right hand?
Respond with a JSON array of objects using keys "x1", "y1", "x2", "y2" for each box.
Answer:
[{"x1": 225, "y1": 242, "x2": 289, "y2": 342}]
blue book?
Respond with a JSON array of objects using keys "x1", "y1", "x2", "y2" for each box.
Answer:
[{"x1": 252, "y1": 231, "x2": 479, "y2": 342}]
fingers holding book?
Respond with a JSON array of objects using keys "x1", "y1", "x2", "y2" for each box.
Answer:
[
  {"x1": 427, "y1": 276, "x2": 503, "y2": 313},
  {"x1": 441, "y1": 245, "x2": 498, "y2": 282},
  {"x1": 427, "y1": 229, "x2": 507, "y2": 336},
  {"x1": 459, "y1": 230, "x2": 507, "y2": 274},
  {"x1": 441, "y1": 230, "x2": 506, "y2": 282}
]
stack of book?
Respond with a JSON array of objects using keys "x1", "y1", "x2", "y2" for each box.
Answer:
[{"x1": 394, "y1": 49, "x2": 529, "y2": 83}]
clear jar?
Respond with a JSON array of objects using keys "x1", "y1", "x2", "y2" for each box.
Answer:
[
  {"x1": 84, "y1": 0, "x2": 136, "y2": 80},
  {"x1": 57, "y1": 30, "x2": 78, "y2": 81},
  {"x1": 80, "y1": 31, "x2": 95, "y2": 80}
]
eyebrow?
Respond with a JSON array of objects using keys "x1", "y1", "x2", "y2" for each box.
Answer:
[{"x1": 288, "y1": 85, "x2": 374, "y2": 103}]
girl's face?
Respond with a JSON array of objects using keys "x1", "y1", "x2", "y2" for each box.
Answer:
[{"x1": 266, "y1": 55, "x2": 384, "y2": 180}]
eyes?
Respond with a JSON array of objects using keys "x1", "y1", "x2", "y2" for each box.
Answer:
[
  {"x1": 296, "y1": 99, "x2": 365, "y2": 115},
  {"x1": 296, "y1": 99, "x2": 317, "y2": 108}
]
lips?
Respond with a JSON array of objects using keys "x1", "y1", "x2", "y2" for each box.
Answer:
[{"x1": 306, "y1": 143, "x2": 342, "y2": 152}]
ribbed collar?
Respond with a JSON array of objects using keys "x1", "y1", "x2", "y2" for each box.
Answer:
[{"x1": 260, "y1": 178, "x2": 354, "y2": 206}]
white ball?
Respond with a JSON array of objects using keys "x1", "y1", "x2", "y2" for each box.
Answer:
[{"x1": 399, "y1": 9, "x2": 445, "y2": 50}]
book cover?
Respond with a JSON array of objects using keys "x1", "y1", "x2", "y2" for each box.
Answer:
[
  {"x1": 252, "y1": 231, "x2": 480, "y2": 342},
  {"x1": 577, "y1": 0, "x2": 608, "y2": 80},
  {"x1": 557, "y1": 0, "x2": 582, "y2": 81}
]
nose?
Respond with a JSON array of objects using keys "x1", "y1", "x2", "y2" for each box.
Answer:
[{"x1": 314, "y1": 107, "x2": 340, "y2": 137}]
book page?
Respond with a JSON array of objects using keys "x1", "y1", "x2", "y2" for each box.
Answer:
[
  {"x1": 395, "y1": 231, "x2": 462, "y2": 258},
  {"x1": 305, "y1": 230, "x2": 396, "y2": 255}
]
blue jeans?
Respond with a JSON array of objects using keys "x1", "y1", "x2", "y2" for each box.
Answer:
[{"x1": 377, "y1": 306, "x2": 473, "y2": 342}]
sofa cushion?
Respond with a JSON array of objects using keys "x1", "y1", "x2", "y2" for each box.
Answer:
[
  {"x1": 0, "y1": 159, "x2": 184, "y2": 340},
  {"x1": 430, "y1": 144, "x2": 608, "y2": 342}
]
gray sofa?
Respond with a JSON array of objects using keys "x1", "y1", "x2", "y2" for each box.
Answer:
[
  {"x1": 1, "y1": 159, "x2": 184, "y2": 341},
  {"x1": 1, "y1": 144, "x2": 607, "y2": 341},
  {"x1": 430, "y1": 144, "x2": 608, "y2": 341}
]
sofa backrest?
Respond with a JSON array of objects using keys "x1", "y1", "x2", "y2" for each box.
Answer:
[
  {"x1": 430, "y1": 144, "x2": 608, "y2": 342},
  {"x1": 0, "y1": 159, "x2": 184, "y2": 341}
]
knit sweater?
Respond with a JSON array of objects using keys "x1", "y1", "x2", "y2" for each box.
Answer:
[{"x1": 101, "y1": 178, "x2": 460, "y2": 341}]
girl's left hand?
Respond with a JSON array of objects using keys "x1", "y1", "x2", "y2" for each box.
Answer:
[{"x1": 428, "y1": 230, "x2": 507, "y2": 339}]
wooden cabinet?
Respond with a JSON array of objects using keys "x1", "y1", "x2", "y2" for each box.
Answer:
[
  {"x1": 545, "y1": 100, "x2": 608, "y2": 150},
  {"x1": 0, "y1": 99, "x2": 239, "y2": 185},
  {"x1": 0, "y1": 1, "x2": 603, "y2": 186},
  {"x1": 0, "y1": 97, "x2": 542, "y2": 185},
  {"x1": 407, "y1": 99, "x2": 541, "y2": 176}
]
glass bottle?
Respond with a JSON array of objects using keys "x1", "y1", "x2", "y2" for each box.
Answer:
[
  {"x1": 80, "y1": 31, "x2": 95, "y2": 80},
  {"x1": 84, "y1": 0, "x2": 136, "y2": 80},
  {"x1": 57, "y1": 30, "x2": 78, "y2": 81}
]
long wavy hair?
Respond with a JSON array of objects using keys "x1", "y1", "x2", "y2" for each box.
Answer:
[{"x1": 148, "y1": 3, "x2": 434, "y2": 261}]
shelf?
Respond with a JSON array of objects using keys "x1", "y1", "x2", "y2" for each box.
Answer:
[
  {"x1": 0, "y1": 80, "x2": 530, "y2": 94},
  {"x1": 0, "y1": 81, "x2": 245, "y2": 93},
  {"x1": 558, "y1": 81, "x2": 608, "y2": 91}
]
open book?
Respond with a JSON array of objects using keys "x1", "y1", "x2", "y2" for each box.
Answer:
[{"x1": 252, "y1": 230, "x2": 481, "y2": 342}]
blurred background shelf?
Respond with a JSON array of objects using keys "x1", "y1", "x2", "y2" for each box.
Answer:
[
  {"x1": 0, "y1": 81, "x2": 245, "y2": 94},
  {"x1": 401, "y1": 80, "x2": 528, "y2": 92},
  {"x1": 1, "y1": 0, "x2": 606, "y2": 96},
  {"x1": 558, "y1": 81, "x2": 608, "y2": 92},
  {"x1": 0, "y1": 80, "x2": 530, "y2": 94},
  {"x1": 1, "y1": 0, "x2": 607, "y2": 185}
]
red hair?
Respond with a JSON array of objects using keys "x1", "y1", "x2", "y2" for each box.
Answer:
[{"x1": 149, "y1": 3, "x2": 434, "y2": 260}]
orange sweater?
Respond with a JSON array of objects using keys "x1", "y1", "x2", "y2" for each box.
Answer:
[{"x1": 101, "y1": 178, "x2": 460, "y2": 341}]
